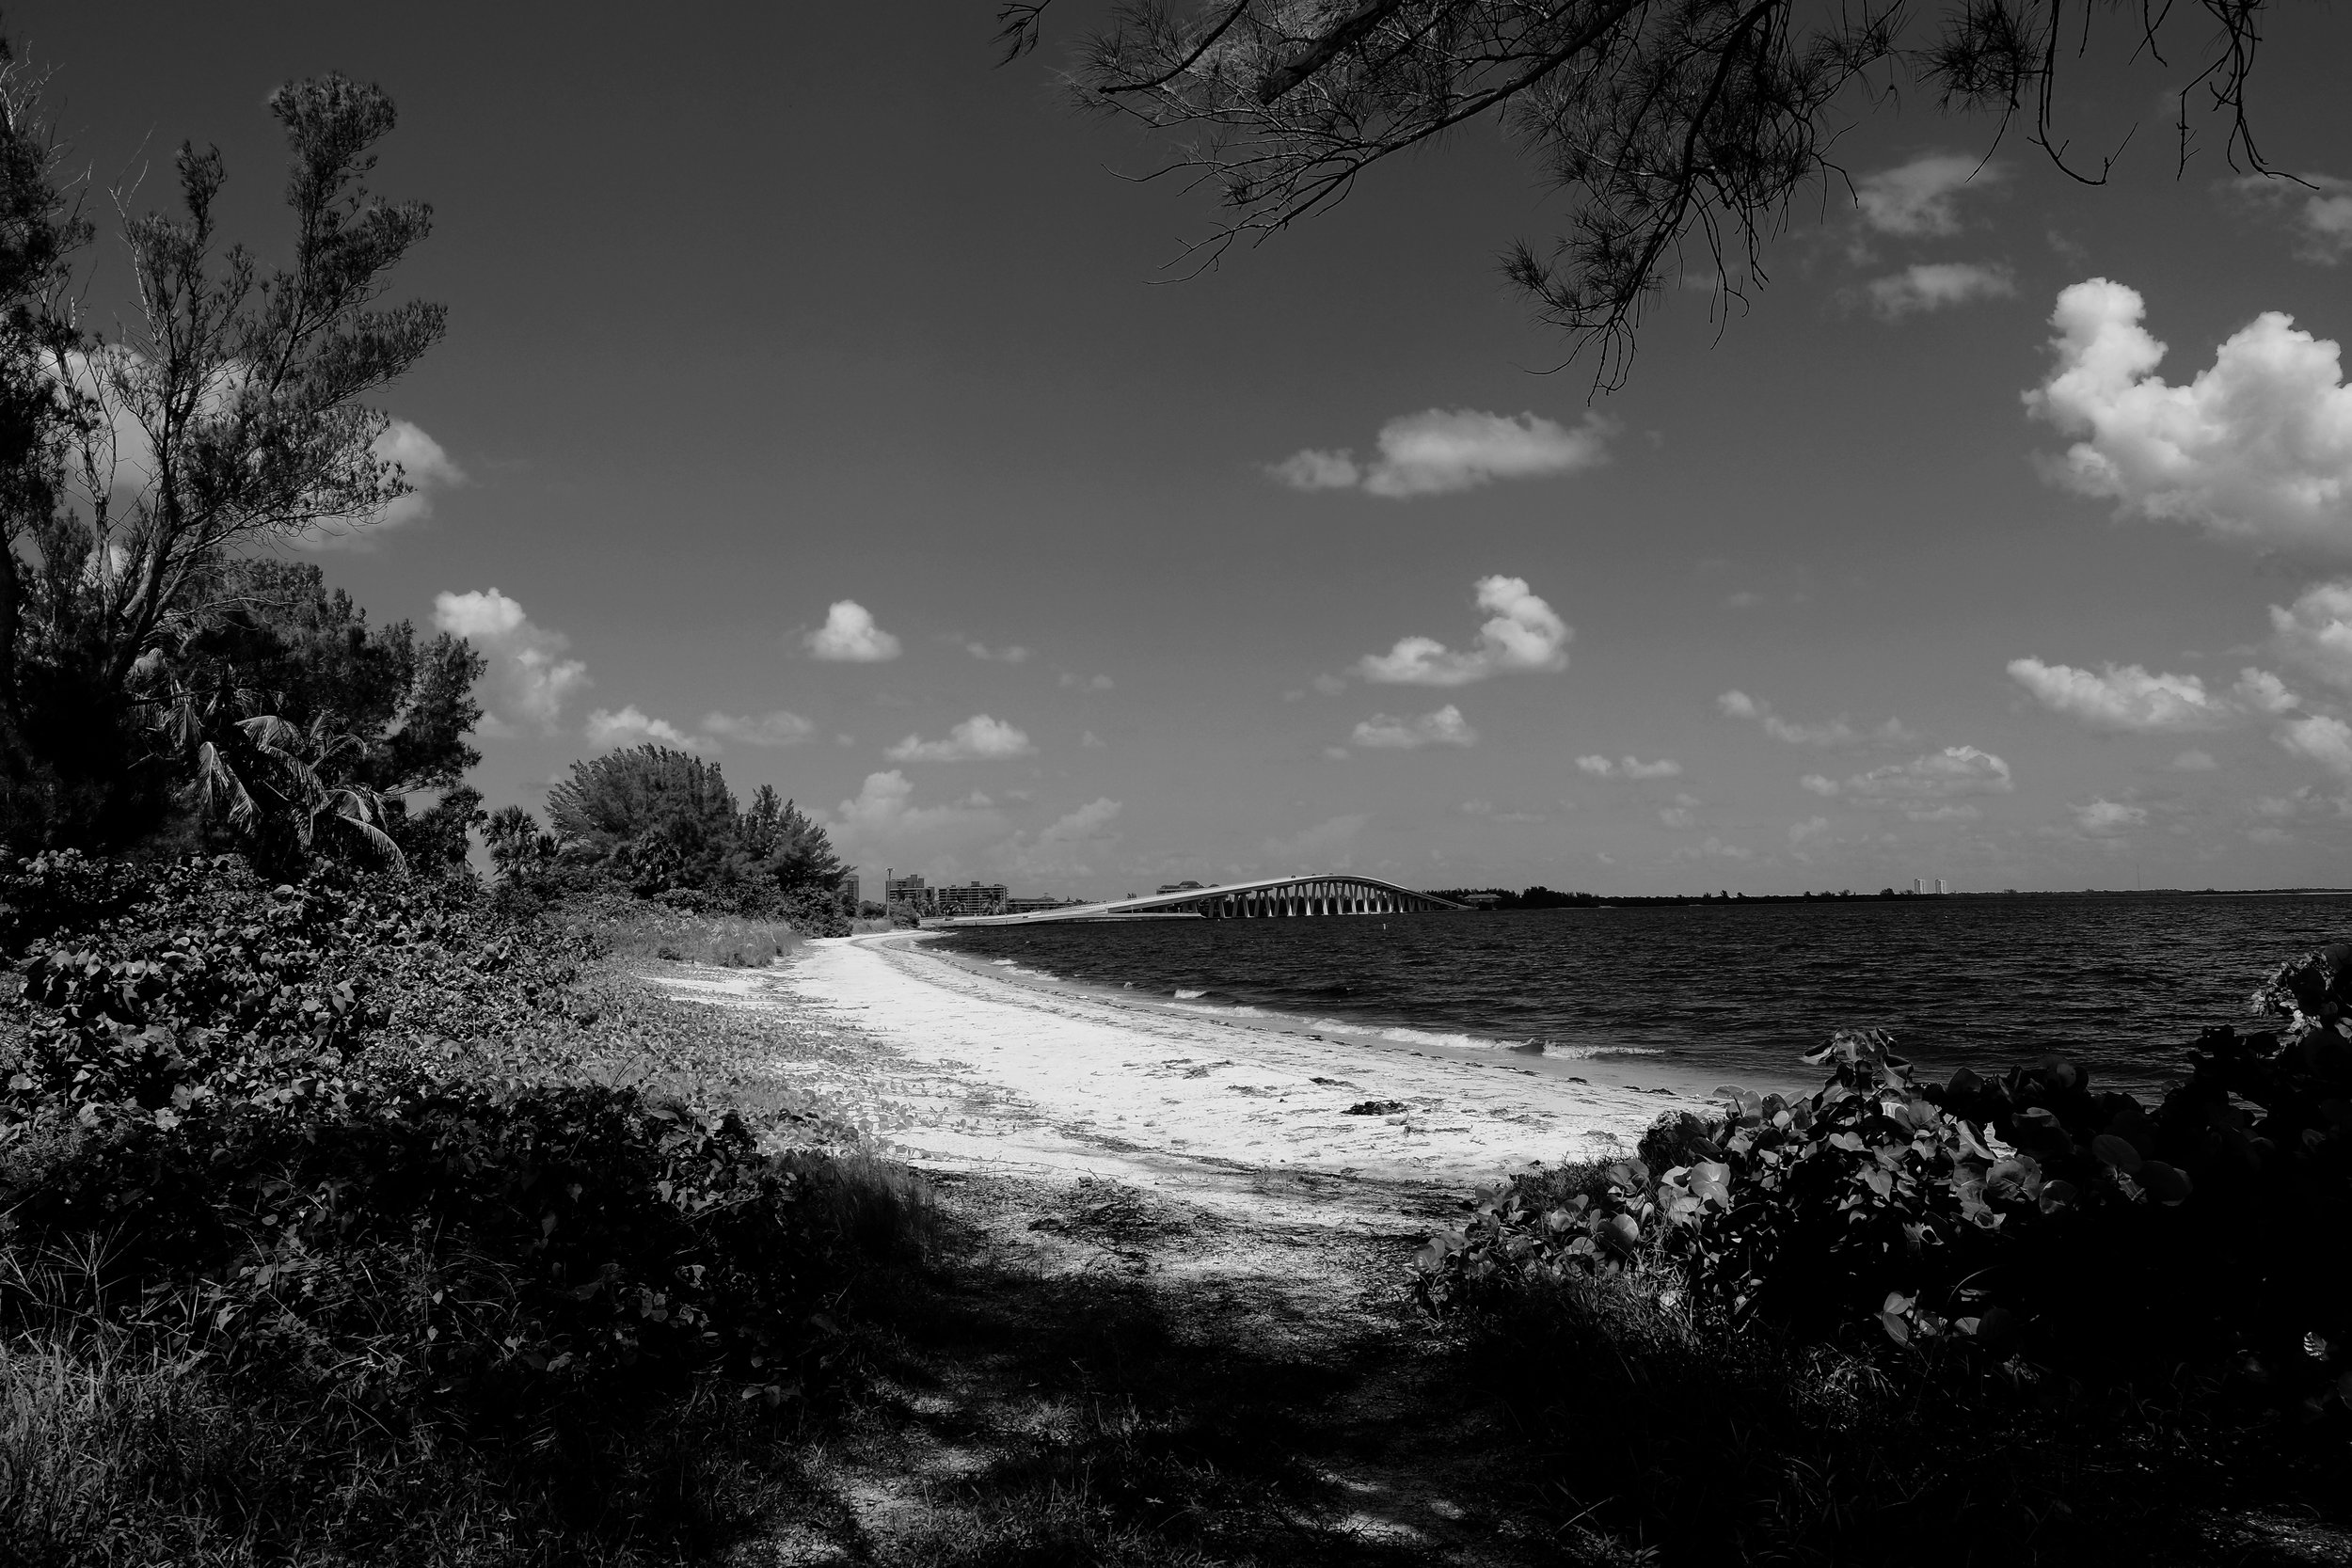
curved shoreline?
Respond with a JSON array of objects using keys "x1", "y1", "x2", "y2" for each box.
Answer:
[{"x1": 655, "y1": 930, "x2": 1727, "y2": 1229}]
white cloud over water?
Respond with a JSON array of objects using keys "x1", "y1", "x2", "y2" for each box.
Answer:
[
  {"x1": 2024, "y1": 278, "x2": 2352, "y2": 552},
  {"x1": 886, "y1": 714, "x2": 1034, "y2": 762},
  {"x1": 805, "y1": 600, "x2": 902, "y2": 661},
  {"x1": 1350, "y1": 705, "x2": 1477, "y2": 749},
  {"x1": 433, "y1": 588, "x2": 590, "y2": 734},
  {"x1": 1358, "y1": 577, "x2": 1569, "y2": 686},
  {"x1": 1803, "y1": 746, "x2": 2012, "y2": 812},
  {"x1": 1270, "y1": 409, "x2": 1612, "y2": 499}
]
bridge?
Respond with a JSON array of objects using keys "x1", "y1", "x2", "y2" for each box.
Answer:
[{"x1": 930, "y1": 874, "x2": 1470, "y2": 927}]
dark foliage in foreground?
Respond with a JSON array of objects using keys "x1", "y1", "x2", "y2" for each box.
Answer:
[
  {"x1": 0, "y1": 851, "x2": 927, "y2": 1564},
  {"x1": 1415, "y1": 939, "x2": 2352, "y2": 1559}
]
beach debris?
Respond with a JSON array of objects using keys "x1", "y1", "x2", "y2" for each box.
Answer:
[{"x1": 1344, "y1": 1100, "x2": 1408, "y2": 1116}]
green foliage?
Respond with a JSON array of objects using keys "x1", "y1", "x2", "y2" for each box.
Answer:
[
  {"x1": 1418, "y1": 946, "x2": 2352, "y2": 1418},
  {"x1": 543, "y1": 746, "x2": 850, "y2": 931}
]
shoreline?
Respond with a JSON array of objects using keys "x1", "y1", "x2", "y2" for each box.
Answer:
[{"x1": 651, "y1": 931, "x2": 1732, "y2": 1231}]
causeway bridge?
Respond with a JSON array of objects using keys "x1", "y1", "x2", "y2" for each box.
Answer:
[{"x1": 930, "y1": 874, "x2": 1469, "y2": 927}]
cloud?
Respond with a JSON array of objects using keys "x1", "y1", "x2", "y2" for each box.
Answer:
[
  {"x1": 1269, "y1": 408, "x2": 1613, "y2": 499},
  {"x1": 885, "y1": 714, "x2": 1035, "y2": 762},
  {"x1": 2072, "y1": 798, "x2": 2149, "y2": 835},
  {"x1": 2233, "y1": 173, "x2": 2352, "y2": 264},
  {"x1": 1805, "y1": 746, "x2": 2014, "y2": 805},
  {"x1": 1658, "y1": 793, "x2": 1698, "y2": 829},
  {"x1": 1038, "y1": 798, "x2": 1121, "y2": 845},
  {"x1": 1854, "y1": 152, "x2": 2002, "y2": 236},
  {"x1": 829, "y1": 770, "x2": 1004, "y2": 854},
  {"x1": 1864, "y1": 262, "x2": 2015, "y2": 320},
  {"x1": 700, "y1": 709, "x2": 816, "y2": 747},
  {"x1": 1358, "y1": 577, "x2": 1570, "y2": 686},
  {"x1": 2024, "y1": 278, "x2": 2352, "y2": 552},
  {"x1": 1576, "y1": 753, "x2": 1681, "y2": 778},
  {"x1": 1672, "y1": 835, "x2": 1753, "y2": 861},
  {"x1": 1350, "y1": 705, "x2": 1477, "y2": 749},
  {"x1": 373, "y1": 419, "x2": 466, "y2": 528},
  {"x1": 1262, "y1": 814, "x2": 1369, "y2": 867},
  {"x1": 2268, "y1": 579, "x2": 2352, "y2": 690},
  {"x1": 2277, "y1": 714, "x2": 2352, "y2": 777},
  {"x1": 1715, "y1": 689, "x2": 1899, "y2": 746},
  {"x1": 2171, "y1": 750, "x2": 2219, "y2": 770},
  {"x1": 585, "y1": 705, "x2": 704, "y2": 752},
  {"x1": 433, "y1": 588, "x2": 590, "y2": 734},
  {"x1": 964, "y1": 641, "x2": 1031, "y2": 663},
  {"x1": 1058, "y1": 672, "x2": 1114, "y2": 691},
  {"x1": 2006, "y1": 657, "x2": 2296, "y2": 731},
  {"x1": 805, "y1": 600, "x2": 902, "y2": 661},
  {"x1": 1789, "y1": 816, "x2": 1833, "y2": 844}
]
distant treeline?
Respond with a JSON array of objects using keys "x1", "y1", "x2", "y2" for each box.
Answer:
[{"x1": 1426, "y1": 886, "x2": 2326, "y2": 908}]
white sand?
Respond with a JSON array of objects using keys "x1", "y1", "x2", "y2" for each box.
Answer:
[{"x1": 648, "y1": 931, "x2": 1707, "y2": 1230}]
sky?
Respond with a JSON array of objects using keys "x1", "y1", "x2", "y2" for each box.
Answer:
[{"x1": 18, "y1": 1, "x2": 2352, "y2": 895}]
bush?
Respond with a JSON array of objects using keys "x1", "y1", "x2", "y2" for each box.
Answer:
[{"x1": 1417, "y1": 942, "x2": 2352, "y2": 1418}]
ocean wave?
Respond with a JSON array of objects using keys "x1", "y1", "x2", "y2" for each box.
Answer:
[
  {"x1": 1174, "y1": 988, "x2": 1210, "y2": 999},
  {"x1": 1163, "y1": 1000, "x2": 1276, "y2": 1019},
  {"x1": 1304, "y1": 1018, "x2": 1661, "y2": 1057}
]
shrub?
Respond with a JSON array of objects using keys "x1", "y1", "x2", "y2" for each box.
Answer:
[{"x1": 1418, "y1": 942, "x2": 2352, "y2": 1418}]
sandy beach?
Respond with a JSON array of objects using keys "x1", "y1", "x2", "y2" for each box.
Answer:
[{"x1": 648, "y1": 929, "x2": 1712, "y2": 1232}]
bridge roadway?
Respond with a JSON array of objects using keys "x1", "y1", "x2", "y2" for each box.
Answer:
[{"x1": 929, "y1": 873, "x2": 1469, "y2": 927}]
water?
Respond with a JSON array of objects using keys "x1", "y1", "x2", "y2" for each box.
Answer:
[{"x1": 935, "y1": 896, "x2": 2352, "y2": 1100}]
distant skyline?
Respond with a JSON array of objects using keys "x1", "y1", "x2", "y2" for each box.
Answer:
[{"x1": 19, "y1": 1, "x2": 2352, "y2": 894}]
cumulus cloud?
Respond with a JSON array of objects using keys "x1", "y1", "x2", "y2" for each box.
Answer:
[
  {"x1": 1350, "y1": 705, "x2": 1477, "y2": 749},
  {"x1": 829, "y1": 770, "x2": 1004, "y2": 854},
  {"x1": 2277, "y1": 714, "x2": 2352, "y2": 777},
  {"x1": 1576, "y1": 754, "x2": 1681, "y2": 778},
  {"x1": 1789, "y1": 816, "x2": 1832, "y2": 844},
  {"x1": 885, "y1": 714, "x2": 1034, "y2": 762},
  {"x1": 1658, "y1": 794, "x2": 1699, "y2": 829},
  {"x1": 1038, "y1": 799, "x2": 1120, "y2": 845},
  {"x1": 805, "y1": 600, "x2": 902, "y2": 661},
  {"x1": 1269, "y1": 408, "x2": 1613, "y2": 499},
  {"x1": 585, "y1": 705, "x2": 703, "y2": 751},
  {"x1": 1262, "y1": 813, "x2": 1369, "y2": 867},
  {"x1": 433, "y1": 588, "x2": 590, "y2": 734},
  {"x1": 1864, "y1": 262, "x2": 2015, "y2": 320},
  {"x1": 1804, "y1": 746, "x2": 2014, "y2": 808},
  {"x1": 2072, "y1": 798, "x2": 2149, "y2": 835},
  {"x1": 1853, "y1": 152, "x2": 2002, "y2": 236},
  {"x1": 2233, "y1": 173, "x2": 2352, "y2": 265},
  {"x1": 2024, "y1": 278, "x2": 2352, "y2": 552},
  {"x1": 1058, "y1": 672, "x2": 1114, "y2": 691},
  {"x1": 372, "y1": 420, "x2": 467, "y2": 529},
  {"x1": 963, "y1": 641, "x2": 1031, "y2": 663},
  {"x1": 2006, "y1": 657, "x2": 2297, "y2": 731},
  {"x1": 2268, "y1": 579, "x2": 2352, "y2": 690},
  {"x1": 700, "y1": 709, "x2": 816, "y2": 747},
  {"x1": 1358, "y1": 578, "x2": 1570, "y2": 688}
]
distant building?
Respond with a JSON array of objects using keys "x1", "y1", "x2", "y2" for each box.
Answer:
[
  {"x1": 1913, "y1": 878, "x2": 1928, "y2": 895},
  {"x1": 834, "y1": 865, "x2": 860, "y2": 909},
  {"x1": 1461, "y1": 892, "x2": 1503, "y2": 909},
  {"x1": 1936, "y1": 879, "x2": 1950, "y2": 895},
  {"x1": 1006, "y1": 895, "x2": 1088, "y2": 914},
  {"x1": 1155, "y1": 879, "x2": 1207, "y2": 895},
  {"x1": 884, "y1": 870, "x2": 935, "y2": 915},
  {"x1": 934, "y1": 881, "x2": 1009, "y2": 917}
]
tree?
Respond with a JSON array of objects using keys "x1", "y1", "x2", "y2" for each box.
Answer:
[
  {"x1": 545, "y1": 747, "x2": 849, "y2": 912},
  {"x1": 0, "y1": 70, "x2": 447, "y2": 846},
  {"x1": 739, "y1": 784, "x2": 845, "y2": 894},
  {"x1": 1006, "y1": 0, "x2": 2288, "y2": 383}
]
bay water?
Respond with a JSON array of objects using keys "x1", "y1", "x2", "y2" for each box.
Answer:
[{"x1": 935, "y1": 895, "x2": 2352, "y2": 1101}]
